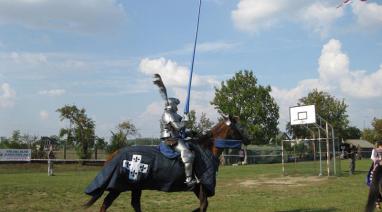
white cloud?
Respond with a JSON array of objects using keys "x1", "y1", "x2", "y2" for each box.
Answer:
[
  {"x1": 141, "y1": 101, "x2": 163, "y2": 118},
  {"x1": 299, "y1": 2, "x2": 343, "y2": 37},
  {"x1": 340, "y1": 66, "x2": 382, "y2": 98},
  {"x1": 9, "y1": 52, "x2": 48, "y2": 65},
  {"x1": 272, "y1": 79, "x2": 330, "y2": 125},
  {"x1": 139, "y1": 57, "x2": 219, "y2": 88},
  {"x1": 0, "y1": 51, "x2": 135, "y2": 77},
  {"x1": 0, "y1": 83, "x2": 16, "y2": 108},
  {"x1": 158, "y1": 41, "x2": 240, "y2": 58},
  {"x1": 38, "y1": 89, "x2": 66, "y2": 97},
  {"x1": 352, "y1": 1, "x2": 382, "y2": 29},
  {"x1": 232, "y1": 0, "x2": 287, "y2": 33},
  {"x1": 271, "y1": 38, "x2": 382, "y2": 125},
  {"x1": 39, "y1": 110, "x2": 49, "y2": 120},
  {"x1": 318, "y1": 39, "x2": 382, "y2": 98},
  {"x1": 197, "y1": 41, "x2": 240, "y2": 52},
  {"x1": 231, "y1": 0, "x2": 341, "y2": 35},
  {"x1": 318, "y1": 39, "x2": 349, "y2": 82},
  {"x1": 0, "y1": 0, "x2": 127, "y2": 33}
]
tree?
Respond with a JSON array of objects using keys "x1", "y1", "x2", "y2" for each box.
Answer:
[
  {"x1": 95, "y1": 137, "x2": 107, "y2": 150},
  {"x1": 287, "y1": 89, "x2": 349, "y2": 139},
  {"x1": 107, "y1": 121, "x2": 138, "y2": 153},
  {"x1": 186, "y1": 110, "x2": 214, "y2": 135},
  {"x1": 196, "y1": 112, "x2": 214, "y2": 134},
  {"x1": 186, "y1": 110, "x2": 197, "y2": 132},
  {"x1": 362, "y1": 118, "x2": 382, "y2": 144},
  {"x1": 57, "y1": 105, "x2": 95, "y2": 159},
  {"x1": 211, "y1": 70, "x2": 279, "y2": 144},
  {"x1": 342, "y1": 126, "x2": 362, "y2": 140}
]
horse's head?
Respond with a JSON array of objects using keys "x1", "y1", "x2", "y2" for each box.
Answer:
[{"x1": 198, "y1": 115, "x2": 250, "y2": 156}]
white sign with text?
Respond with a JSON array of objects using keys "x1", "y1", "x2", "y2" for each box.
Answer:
[{"x1": 0, "y1": 149, "x2": 31, "y2": 161}]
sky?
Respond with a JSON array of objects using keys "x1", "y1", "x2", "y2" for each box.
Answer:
[{"x1": 0, "y1": 0, "x2": 381, "y2": 140}]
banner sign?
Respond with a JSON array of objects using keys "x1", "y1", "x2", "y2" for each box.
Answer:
[{"x1": 0, "y1": 149, "x2": 31, "y2": 161}]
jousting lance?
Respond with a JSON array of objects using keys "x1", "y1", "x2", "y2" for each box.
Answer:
[{"x1": 184, "y1": 0, "x2": 202, "y2": 116}]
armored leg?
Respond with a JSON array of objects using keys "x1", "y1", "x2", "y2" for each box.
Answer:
[{"x1": 175, "y1": 140, "x2": 195, "y2": 184}]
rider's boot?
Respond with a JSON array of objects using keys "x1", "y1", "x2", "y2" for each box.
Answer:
[{"x1": 185, "y1": 162, "x2": 196, "y2": 186}]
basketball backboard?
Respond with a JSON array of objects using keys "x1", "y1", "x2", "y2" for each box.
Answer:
[{"x1": 289, "y1": 105, "x2": 316, "y2": 125}]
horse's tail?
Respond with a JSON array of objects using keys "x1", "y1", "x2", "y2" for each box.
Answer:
[
  {"x1": 83, "y1": 150, "x2": 120, "y2": 208},
  {"x1": 83, "y1": 189, "x2": 104, "y2": 208},
  {"x1": 365, "y1": 166, "x2": 382, "y2": 212}
]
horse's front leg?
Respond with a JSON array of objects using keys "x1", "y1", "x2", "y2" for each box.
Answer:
[
  {"x1": 192, "y1": 184, "x2": 208, "y2": 212},
  {"x1": 100, "y1": 190, "x2": 120, "y2": 212},
  {"x1": 131, "y1": 189, "x2": 142, "y2": 212}
]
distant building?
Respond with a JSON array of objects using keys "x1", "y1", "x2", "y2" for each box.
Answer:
[{"x1": 344, "y1": 139, "x2": 374, "y2": 158}]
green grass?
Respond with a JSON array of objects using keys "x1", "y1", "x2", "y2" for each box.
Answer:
[{"x1": 0, "y1": 159, "x2": 371, "y2": 211}]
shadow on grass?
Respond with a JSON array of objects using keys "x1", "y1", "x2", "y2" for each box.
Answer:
[{"x1": 275, "y1": 207, "x2": 338, "y2": 212}]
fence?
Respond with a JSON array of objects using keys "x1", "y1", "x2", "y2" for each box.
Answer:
[{"x1": 219, "y1": 143, "x2": 370, "y2": 176}]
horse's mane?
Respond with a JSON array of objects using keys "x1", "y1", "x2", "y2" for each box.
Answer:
[
  {"x1": 210, "y1": 120, "x2": 230, "y2": 138},
  {"x1": 105, "y1": 150, "x2": 120, "y2": 164}
]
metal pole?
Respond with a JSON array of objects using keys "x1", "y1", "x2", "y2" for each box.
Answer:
[
  {"x1": 318, "y1": 127, "x2": 322, "y2": 176},
  {"x1": 331, "y1": 126, "x2": 336, "y2": 175},
  {"x1": 313, "y1": 132, "x2": 316, "y2": 161},
  {"x1": 294, "y1": 139, "x2": 297, "y2": 174},
  {"x1": 326, "y1": 122, "x2": 330, "y2": 176},
  {"x1": 282, "y1": 140, "x2": 285, "y2": 176}
]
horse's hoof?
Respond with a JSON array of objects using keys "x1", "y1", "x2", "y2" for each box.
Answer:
[{"x1": 376, "y1": 202, "x2": 381, "y2": 210}]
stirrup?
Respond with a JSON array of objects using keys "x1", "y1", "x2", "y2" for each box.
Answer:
[{"x1": 185, "y1": 177, "x2": 197, "y2": 186}]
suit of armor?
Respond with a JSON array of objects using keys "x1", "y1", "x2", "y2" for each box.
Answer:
[{"x1": 160, "y1": 98, "x2": 195, "y2": 185}]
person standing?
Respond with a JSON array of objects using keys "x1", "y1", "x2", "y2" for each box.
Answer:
[{"x1": 349, "y1": 145, "x2": 356, "y2": 175}]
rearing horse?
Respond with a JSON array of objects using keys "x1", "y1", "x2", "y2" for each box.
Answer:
[{"x1": 84, "y1": 116, "x2": 248, "y2": 212}]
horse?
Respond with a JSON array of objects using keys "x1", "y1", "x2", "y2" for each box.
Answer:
[
  {"x1": 365, "y1": 164, "x2": 382, "y2": 212},
  {"x1": 84, "y1": 116, "x2": 248, "y2": 212}
]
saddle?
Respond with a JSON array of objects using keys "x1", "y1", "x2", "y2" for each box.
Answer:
[
  {"x1": 163, "y1": 138, "x2": 178, "y2": 146},
  {"x1": 159, "y1": 137, "x2": 194, "y2": 159}
]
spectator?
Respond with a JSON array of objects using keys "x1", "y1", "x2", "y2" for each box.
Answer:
[
  {"x1": 239, "y1": 148, "x2": 245, "y2": 165},
  {"x1": 349, "y1": 145, "x2": 356, "y2": 175}
]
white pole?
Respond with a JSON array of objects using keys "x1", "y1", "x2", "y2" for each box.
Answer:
[
  {"x1": 318, "y1": 127, "x2": 322, "y2": 176},
  {"x1": 331, "y1": 126, "x2": 336, "y2": 175},
  {"x1": 282, "y1": 140, "x2": 285, "y2": 176},
  {"x1": 326, "y1": 122, "x2": 330, "y2": 176}
]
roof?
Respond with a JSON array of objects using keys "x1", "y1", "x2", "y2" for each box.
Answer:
[{"x1": 344, "y1": 139, "x2": 374, "y2": 148}]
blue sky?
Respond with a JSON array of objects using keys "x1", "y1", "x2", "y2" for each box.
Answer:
[{"x1": 0, "y1": 0, "x2": 381, "y2": 139}]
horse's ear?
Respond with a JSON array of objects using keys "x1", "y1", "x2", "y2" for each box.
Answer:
[{"x1": 228, "y1": 115, "x2": 238, "y2": 124}]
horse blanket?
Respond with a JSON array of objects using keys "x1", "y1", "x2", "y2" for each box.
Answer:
[{"x1": 85, "y1": 143, "x2": 219, "y2": 197}]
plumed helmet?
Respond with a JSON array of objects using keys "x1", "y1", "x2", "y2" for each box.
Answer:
[{"x1": 166, "y1": 97, "x2": 180, "y2": 111}]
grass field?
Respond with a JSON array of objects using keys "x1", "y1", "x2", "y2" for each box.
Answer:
[{"x1": 0, "y1": 159, "x2": 371, "y2": 212}]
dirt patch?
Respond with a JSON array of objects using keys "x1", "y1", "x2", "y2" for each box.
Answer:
[{"x1": 239, "y1": 176, "x2": 326, "y2": 187}]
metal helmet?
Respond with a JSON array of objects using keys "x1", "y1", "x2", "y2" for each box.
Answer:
[{"x1": 166, "y1": 97, "x2": 180, "y2": 111}]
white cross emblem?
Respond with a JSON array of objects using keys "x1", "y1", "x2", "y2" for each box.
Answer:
[{"x1": 122, "y1": 154, "x2": 149, "y2": 180}]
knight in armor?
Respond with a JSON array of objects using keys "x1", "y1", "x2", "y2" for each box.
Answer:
[{"x1": 160, "y1": 97, "x2": 196, "y2": 186}]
